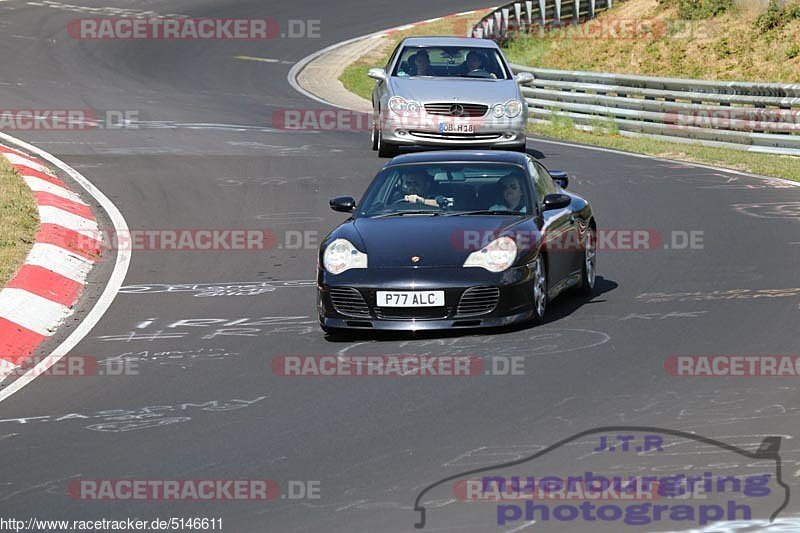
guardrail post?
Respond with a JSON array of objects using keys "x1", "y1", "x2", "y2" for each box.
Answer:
[
  {"x1": 554, "y1": 0, "x2": 562, "y2": 21},
  {"x1": 502, "y1": 7, "x2": 511, "y2": 35},
  {"x1": 574, "y1": 0, "x2": 581, "y2": 21},
  {"x1": 526, "y1": 1, "x2": 534, "y2": 27},
  {"x1": 538, "y1": 0, "x2": 547, "y2": 25},
  {"x1": 495, "y1": 10, "x2": 504, "y2": 37},
  {"x1": 486, "y1": 17, "x2": 495, "y2": 38},
  {"x1": 514, "y1": 2, "x2": 523, "y2": 33},
  {"x1": 589, "y1": 0, "x2": 596, "y2": 17}
]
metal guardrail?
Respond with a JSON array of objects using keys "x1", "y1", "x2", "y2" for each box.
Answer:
[
  {"x1": 472, "y1": 0, "x2": 614, "y2": 39},
  {"x1": 512, "y1": 64, "x2": 800, "y2": 156}
]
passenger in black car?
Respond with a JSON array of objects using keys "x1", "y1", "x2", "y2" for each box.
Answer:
[{"x1": 489, "y1": 175, "x2": 528, "y2": 213}]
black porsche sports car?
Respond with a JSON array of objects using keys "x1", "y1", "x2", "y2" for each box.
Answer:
[{"x1": 317, "y1": 151, "x2": 596, "y2": 333}]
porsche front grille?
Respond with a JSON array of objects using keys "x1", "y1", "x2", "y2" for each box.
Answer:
[
  {"x1": 329, "y1": 287, "x2": 370, "y2": 317},
  {"x1": 457, "y1": 287, "x2": 500, "y2": 316}
]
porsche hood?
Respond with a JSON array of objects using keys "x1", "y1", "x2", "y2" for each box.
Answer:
[{"x1": 338, "y1": 216, "x2": 530, "y2": 268}]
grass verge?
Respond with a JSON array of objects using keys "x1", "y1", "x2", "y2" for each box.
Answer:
[
  {"x1": 0, "y1": 157, "x2": 39, "y2": 286},
  {"x1": 530, "y1": 116, "x2": 800, "y2": 182}
]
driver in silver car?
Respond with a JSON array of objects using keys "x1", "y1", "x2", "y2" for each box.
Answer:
[{"x1": 458, "y1": 51, "x2": 496, "y2": 78}]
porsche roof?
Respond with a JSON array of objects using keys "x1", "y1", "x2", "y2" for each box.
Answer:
[{"x1": 385, "y1": 150, "x2": 529, "y2": 167}]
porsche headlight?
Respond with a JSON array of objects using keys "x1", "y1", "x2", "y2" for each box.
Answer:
[
  {"x1": 388, "y1": 96, "x2": 421, "y2": 116},
  {"x1": 504, "y1": 99, "x2": 523, "y2": 118},
  {"x1": 491, "y1": 103, "x2": 506, "y2": 119},
  {"x1": 323, "y1": 239, "x2": 368, "y2": 275},
  {"x1": 463, "y1": 236, "x2": 517, "y2": 273}
]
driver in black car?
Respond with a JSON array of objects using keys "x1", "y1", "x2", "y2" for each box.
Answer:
[{"x1": 401, "y1": 170, "x2": 441, "y2": 207}]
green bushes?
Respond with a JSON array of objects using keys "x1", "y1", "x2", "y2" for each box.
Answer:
[
  {"x1": 679, "y1": 0, "x2": 734, "y2": 19},
  {"x1": 658, "y1": 0, "x2": 734, "y2": 19},
  {"x1": 755, "y1": 0, "x2": 800, "y2": 31}
]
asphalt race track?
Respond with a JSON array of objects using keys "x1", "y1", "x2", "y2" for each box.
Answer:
[{"x1": 0, "y1": 1, "x2": 799, "y2": 531}]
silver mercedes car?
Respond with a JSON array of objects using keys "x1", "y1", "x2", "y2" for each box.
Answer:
[{"x1": 368, "y1": 37, "x2": 533, "y2": 158}]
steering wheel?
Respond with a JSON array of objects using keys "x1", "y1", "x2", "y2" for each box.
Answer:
[{"x1": 391, "y1": 196, "x2": 421, "y2": 205}]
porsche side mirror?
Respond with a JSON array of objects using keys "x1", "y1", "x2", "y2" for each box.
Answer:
[
  {"x1": 330, "y1": 196, "x2": 356, "y2": 213},
  {"x1": 542, "y1": 193, "x2": 571, "y2": 211},
  {"x1": 515, "y1": 72, "x2": 534, "y2": 86},
  {"x1": 368, "y1": 68, "x2": 387, "y2": 81},
  {"x1": 550, "y1": 170, "x2": 569, "y2": 189}
]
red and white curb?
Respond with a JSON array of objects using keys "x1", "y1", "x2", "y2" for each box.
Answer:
[{"x1": 0, "y1": 144, "x2": 104, "y2": 377}]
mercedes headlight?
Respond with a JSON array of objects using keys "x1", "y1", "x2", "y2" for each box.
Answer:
[
  {"x1": 504, "y1": 99, "x2": 523, "y2": 118},
  {"x1": 491, "y1": 103, "x2": 506, "y2": 119},
  {"x1": 323, "y1": 239, "x2": 368, "y2": 275},
  {"x1": 463, "y1": 236, "x2": 517, "y2": 272},
  {"x1": 388, "y1": 96, "x2": 421, "y2": 116}
]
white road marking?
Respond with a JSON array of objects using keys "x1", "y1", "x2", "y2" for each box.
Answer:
[
  {"x1": 234, "y1": 55, "x2": 294, "y2": 65},
  {"x1": 235, "y1": 55, "x2": 278, "y2": 63},
  {"x1": 504, "y1": 522, "x2": 536, "y2": 533},
  {"x1": 0, "y1": 131, "x2": 131, "y2": 403}
]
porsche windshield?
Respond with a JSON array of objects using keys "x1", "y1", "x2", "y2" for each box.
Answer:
[
  {"x1": 392, "y1": 46, "x2": 512, "y2": 80},
  {"x1": 357, "y1": 163, "x2": 533, "y2": 217}
]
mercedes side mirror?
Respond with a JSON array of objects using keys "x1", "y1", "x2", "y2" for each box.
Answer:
[
  {"x1": 515, "y1": 72, "x2": 534, "y2": 86},
  {"x1": 330, "y1": 196, "x2": 356, "y2": 213},
  {"x1": 368, "y1": 68, "x2": 387, "y2": 81}
]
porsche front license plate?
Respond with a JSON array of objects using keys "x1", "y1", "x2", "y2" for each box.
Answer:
[
  {"x1": 439, "y1": 123, "x2": 475, "y2": 134},
  {"x1": 377, "y1": 291, "x2": 445, "y2": 307}
]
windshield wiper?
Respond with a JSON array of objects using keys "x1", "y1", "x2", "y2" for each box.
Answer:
[
  {"x1": 444, "y1": 210, "x2": 524, "y2": 216},
  {"x1": 371, "y1": 211, "x2": 443, "y2": 218}
]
